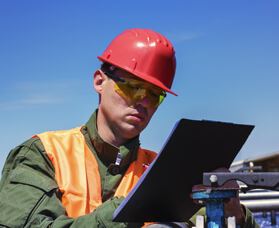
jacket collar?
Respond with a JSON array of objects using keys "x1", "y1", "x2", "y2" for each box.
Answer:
[{"x1": 84, "y1": 110, "x2": 140, "y2": 169}]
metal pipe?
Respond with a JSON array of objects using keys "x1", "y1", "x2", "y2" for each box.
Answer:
[
  {"x1": 240, "y1": 191, "x2": 279, "y2": 200},
  {"x1": 240, "y1": 199, "x2": 279, "y2": 212}
]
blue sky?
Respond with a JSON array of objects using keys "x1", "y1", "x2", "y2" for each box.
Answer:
[{"x1": 0, "y1": 1, "x2": 279, "y2": 171}]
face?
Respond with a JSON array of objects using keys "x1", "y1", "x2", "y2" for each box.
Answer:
[{"x1": 94, "y1": 68, "x2": 164, "y2": 144}]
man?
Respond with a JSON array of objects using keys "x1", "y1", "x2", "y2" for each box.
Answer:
[{"x1": 0, "y1": 28, "x2": 257, "y2": 227}]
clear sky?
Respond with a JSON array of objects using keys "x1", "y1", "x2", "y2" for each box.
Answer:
[{"x1": 0, "y1": 0, "x2": 279, "y2": 171}]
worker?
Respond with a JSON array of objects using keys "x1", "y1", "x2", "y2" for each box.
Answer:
[{"x1": 0, "y1": 28, "x2": 257, "y2": 227}]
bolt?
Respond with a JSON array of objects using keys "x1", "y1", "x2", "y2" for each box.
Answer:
[
  {"x1": 252, "y1": 176, "x2": 258, "y2": 183},
  {"x1": 210, "y1": 174, "x2": 218, "y2": 183},
  {"x1": 198, "y1": 200, "x2": 204, "y2": 205}
]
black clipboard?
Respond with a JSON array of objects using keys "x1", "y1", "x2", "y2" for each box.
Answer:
[{"x1": 113, "y1": 118, "x2": 254, "y2": 222}]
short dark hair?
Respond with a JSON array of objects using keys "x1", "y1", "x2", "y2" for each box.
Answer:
[{"x1": 100, "y1": 62, "x2": 117, "y2": 75}]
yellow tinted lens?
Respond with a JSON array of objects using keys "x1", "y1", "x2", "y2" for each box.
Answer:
[
  {"x1": 114, "y1": 83, "x2": 132, "y2": 101},
  {"x1": 113, "y1": 78, "x2": 166, "y2": 107},
  {"x1": 158, "y1": 92, "x2": 166, "y2": 105}
]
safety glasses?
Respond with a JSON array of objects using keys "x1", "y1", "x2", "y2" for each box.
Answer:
[{"x1": 103, "y1": 70, "x2": 166, "y2": 108}]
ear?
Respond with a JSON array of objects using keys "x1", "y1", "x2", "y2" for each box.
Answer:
[{"x1": 93, "y1": 70, "x2": 106, "y2": 94}]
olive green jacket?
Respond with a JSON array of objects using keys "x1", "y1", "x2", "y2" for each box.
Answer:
[{"x1": 0, "y1": 111, "x2": 258, "y2": 227}]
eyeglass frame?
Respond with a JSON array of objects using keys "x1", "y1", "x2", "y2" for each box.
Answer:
[{"x1": 100, "y1": 69, "x2": 167, "y2": 108}]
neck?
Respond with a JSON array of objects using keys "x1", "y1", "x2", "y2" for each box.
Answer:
[{"x1": 96, "y1": 110, "x2": 126, "y2": 147}]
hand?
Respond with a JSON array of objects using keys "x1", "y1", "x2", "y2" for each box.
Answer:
[
  {"x1": 224, "y1": 194, "x2": 245, "y2": 225},
  {"x1": 93, "y1": 196, "x2": 143, "y2": 228},
  {"x1": 93, "y1": 197, "x2": 126, "y2": 227}
]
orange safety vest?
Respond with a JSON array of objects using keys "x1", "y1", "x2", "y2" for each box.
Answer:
[{"x1": 37, "y1": 127, "x2": 156, "y2": 218}]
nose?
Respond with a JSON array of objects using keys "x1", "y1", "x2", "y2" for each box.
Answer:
[
  {"x1": 134, "y1": 101, "x2": 148, "y2": 118},
  {"x1": 134, "y1": 89, "x2": 152, "y2": 108}
]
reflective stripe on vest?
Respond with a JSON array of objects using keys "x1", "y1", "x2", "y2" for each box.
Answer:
[{"x1": 37, "y1": 127, "x2": 156, "y2": 218}]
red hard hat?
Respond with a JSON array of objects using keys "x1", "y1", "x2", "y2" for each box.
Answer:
[{"x1": 98, "y1": 28, "x2": 177, "y2": 95}]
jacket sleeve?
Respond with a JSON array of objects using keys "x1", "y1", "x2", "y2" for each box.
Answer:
[{"x1": 0, "y1": 138, "x2": 135, "y2": 228}]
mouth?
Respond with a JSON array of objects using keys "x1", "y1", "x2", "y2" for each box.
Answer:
[{"x1": 128, "y1": 113, "x2": 145, "y2": 123}]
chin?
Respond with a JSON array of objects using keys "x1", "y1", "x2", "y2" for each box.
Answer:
[{"x1": 121, "y1": 126, "x2": 143, "y2": 139}]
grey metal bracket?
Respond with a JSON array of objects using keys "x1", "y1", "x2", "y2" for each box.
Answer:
[{"x1": 203, "y1": 172, "x2": 279, "y2": 191}]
